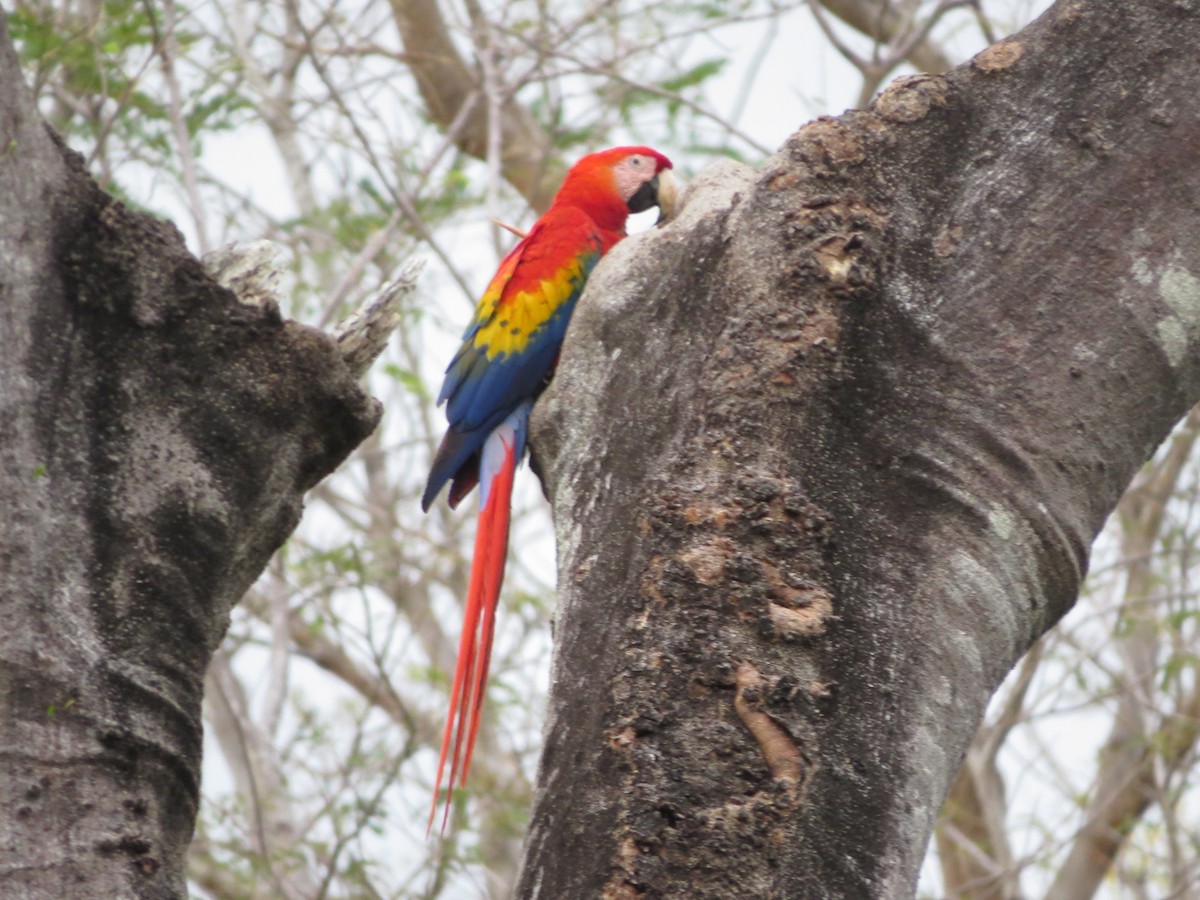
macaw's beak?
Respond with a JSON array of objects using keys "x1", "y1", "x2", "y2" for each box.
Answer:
[
  {"x1": 626, "y1": 168, "x2": 679, "y2": 221},
  {"x1": 654, "y1": 169, "x2": 678, "y2": 225}
]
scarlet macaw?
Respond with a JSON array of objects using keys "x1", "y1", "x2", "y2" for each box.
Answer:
[{"x1": 423, "y1": 146, "x2": 675, "y2": 830}]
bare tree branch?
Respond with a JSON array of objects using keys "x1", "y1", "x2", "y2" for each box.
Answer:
[
  {"x1": 386, "y1": 0, "x2": 563, "y2": 211},
  {"x1": 1047, "y1": 408, "x2": 1200, "y2": 900},
  {"x1": 820, "y1": 0, "x2": 956, "y2": 73}
]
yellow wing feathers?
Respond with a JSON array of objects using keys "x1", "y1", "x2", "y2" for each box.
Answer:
[{"x1": 470, "y1": 258, "x2": 590, "y2": 360}]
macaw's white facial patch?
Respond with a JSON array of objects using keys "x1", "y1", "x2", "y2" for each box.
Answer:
[{"x1": 613, "y1": 154, "x2": 660, "y2": 205}]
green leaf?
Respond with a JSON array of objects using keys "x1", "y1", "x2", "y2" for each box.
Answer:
[
  {"x1": 382, "y1": 363, "x2": 429, "y2": 399},
  {"x1": 659, "y1": 58, "x2": 727, "y2": 94}
]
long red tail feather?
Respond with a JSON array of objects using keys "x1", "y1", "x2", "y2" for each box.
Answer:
[{"x1": 428, "y1": 431, "x2": 517, "y2": 834}]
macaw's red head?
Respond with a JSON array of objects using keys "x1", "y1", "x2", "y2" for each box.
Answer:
[{"x1": 553, "y1": 145, "x2": 676, "y2": 232}]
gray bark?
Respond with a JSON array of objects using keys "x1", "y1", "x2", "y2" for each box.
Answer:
[
  {"x1": 0, "y1": 14, "x2": 378, "y2": 898},
  {"x1": 520, "y1": 2, "x2": 1200, "y2": 897}
]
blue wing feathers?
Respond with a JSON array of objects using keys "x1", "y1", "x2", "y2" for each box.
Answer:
[{"x1": 422, "y1": 215, "x2": 603, "y2": 510}]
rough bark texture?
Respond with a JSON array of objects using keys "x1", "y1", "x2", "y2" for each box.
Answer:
[
  {"x1": 519, "y1": 2, "x2": 1200, "y2": 897},
  {"x1": 0, "y1": 16, "x2": 379, "y2": 897}
]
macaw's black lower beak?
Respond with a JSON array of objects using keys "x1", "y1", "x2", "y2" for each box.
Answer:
[
  {"x1": 626, "y1": 173, "x2": 661, "y2": 214},
  {"x1": 626, "y1": 170, "x2": 679, "y2": 225}
]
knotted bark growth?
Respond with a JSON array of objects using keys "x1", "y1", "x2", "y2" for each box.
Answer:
[
  {"x1": 522, "y1": 2, "x2": 1200, "y2": 896},
  {"x1": 0, "y1": 15, "x2": 380, "y2": 896}
]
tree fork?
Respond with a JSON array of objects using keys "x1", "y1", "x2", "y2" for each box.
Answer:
[{"x1": 521, "y1": 2, "x2": 1200, "y2": 896}]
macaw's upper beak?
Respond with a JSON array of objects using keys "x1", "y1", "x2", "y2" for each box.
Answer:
[
  {"x1": 653, "y1": 169, "x2": 678, "y2": 225},
  {"x1": 626, "y1": 168, "x2": 679, "y2": 222}
]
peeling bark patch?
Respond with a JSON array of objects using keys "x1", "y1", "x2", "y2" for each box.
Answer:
[
  {"x1": 639, "y1": 555, "x2": 667, "y2": 611},
  {"x1": 734, "y1": 663, "x2": 804, "y2": 784},
  {"x1": 814, "y1": 235, "x2": 855, "y2": 285},
  {"x1": 681, "y1": 503, "x2": 735, "y2": 528},
  {"x1": 572, "y1": 553, "x2": 596, "y2": 583},
  {"x1": 603, "y1": 838, "x2": 646, "y2": 899},
  {"x1": 679, "y1": 537, "x2": 733, "y2": 585},
  {"x1": 1057, "y1": 1, "x2": 1085, "y2": 23},
  {"x1": 793, "y1": 304, "x2": 841, "y2": 357},
  {"x1": 765, "y1": 169, "x2": 801, "y2": 192},
  {"x1": 873, "y1": 75, "x2": 951, "y2": 124},
  {"x1": 758, "y1": 557, "x2": 834, "y2": 633},
  {"x1": 971, "y1": 39, "x2": 1024, "y2": 73},
  {"x1": 788, "y1": 117, "x2": 867, "y2": 169},
  {"x1": 610, "y1": 725, "x2": 637, "y2": 750},
  {"x1": 768, "y1": 589, "x2": 833, "y2": 639},
  {"x1": 780, "y1": 194, "x2": 886, "y2": 305}
]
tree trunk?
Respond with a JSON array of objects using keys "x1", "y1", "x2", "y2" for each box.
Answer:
[
  {"x1": 0, "y1": 15, "x2": 378, "y2": 897},
  {"x1": 519, "y1": 2, "x2": 1200, "y2": 896}
]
